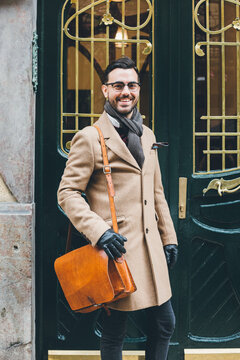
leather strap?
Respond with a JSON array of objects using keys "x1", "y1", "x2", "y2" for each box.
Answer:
[
  {"x1": 94, "y1": 124, "x2": 119, "y2": 234},
  {"x1": 65, "y1": 125, "x2": 119, "y2": 254},
  {"x1": 65, "y1": 221, "x2": 72, "y2": 254}
]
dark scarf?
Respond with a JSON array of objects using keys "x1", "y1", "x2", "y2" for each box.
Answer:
[{"x1": 104, "y1": 101, "x2": 145, "y2": 168}]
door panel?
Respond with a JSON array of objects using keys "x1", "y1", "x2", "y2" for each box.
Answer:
[
  {"x1": 57, "y1": 0, "x2": 154, "y2": 351},
  {"x1": 187, "y1": 174, "x2": 240, "y2": 342},
  {"x1": 36, "y1": 0, "x2": 166, "y2": 359},
  {"x1": 183, "y1": 0, "x2": 240, "y2": 349}
]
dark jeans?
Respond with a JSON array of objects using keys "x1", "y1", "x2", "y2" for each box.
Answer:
[{"x1": 100, "y1": 300, "x2": 175, "y2": 360}]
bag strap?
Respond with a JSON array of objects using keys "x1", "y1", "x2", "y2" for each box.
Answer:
[
  {"x1": 65, "y1": 124, "x2": 119, "y2": 254},
  {"x1": 93, "y1": 124, "x2": 118, "y2": 234},
  {"x1": 65, "y1": 221, "x2": 72, "y2": 254}
]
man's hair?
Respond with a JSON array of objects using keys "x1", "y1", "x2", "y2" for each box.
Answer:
[{"x1": 103, "y1": 56, "x2": 140, "y2": 83}]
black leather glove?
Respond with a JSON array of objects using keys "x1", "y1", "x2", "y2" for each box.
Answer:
[
  {"x1": 97, "y1": 229, "x2": 127, "y2": 260},
  {"x1": 164, "y1": 244, "x2": 178, "y2": 269}
]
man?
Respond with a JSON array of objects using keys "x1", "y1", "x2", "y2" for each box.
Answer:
[{"x1": 58, "y1": 57, "x2": 178, "y2": 360}]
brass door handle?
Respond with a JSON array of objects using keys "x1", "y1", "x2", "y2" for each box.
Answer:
[
  {"x1": 179, "y1": 177, "x2": 187, "y2": 219},
  {"x1": 203, "y1": 177, "x2": 240, "y2": 196}
]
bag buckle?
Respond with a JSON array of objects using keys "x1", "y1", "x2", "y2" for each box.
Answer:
[{"x1": 103, "y1": 165, "x2": 111, "y2": 174}]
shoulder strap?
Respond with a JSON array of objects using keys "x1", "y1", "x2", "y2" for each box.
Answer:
[
  {"x1": 65, "y1": 125, "x2": 119, "y2": 254},
  {"x1": 65, "y1": 221, "x2": 72, "y2": 253},
  {"x1": 93, "y1": 124, "x2": 119, "y2": 234}
]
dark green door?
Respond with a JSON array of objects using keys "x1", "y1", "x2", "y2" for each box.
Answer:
[
  {"x1": 36, "y1": 0, "x2": 240, "y2": 359},
  {"x1": 177, "y1": 0, "x2": 240, "y2": 355}
]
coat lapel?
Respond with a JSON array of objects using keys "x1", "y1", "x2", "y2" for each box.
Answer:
[
  {"x1": 95, "y1": 112, "x2": 153, "y2": 172},
  {"x1": 141, "y1": 127, "x2": 153, "y2": 175},
  {"x1": 96, "y1": 112, "x2": 141, "y2": 171}
]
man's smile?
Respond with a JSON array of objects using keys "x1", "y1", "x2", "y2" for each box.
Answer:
[{"x1": 117, "y1": 96, "x2": 134, "y2": 104}]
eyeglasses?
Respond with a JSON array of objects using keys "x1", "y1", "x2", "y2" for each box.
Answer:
[{"x1": 105, "y1": 81, "x2": 140, "y2": 92}]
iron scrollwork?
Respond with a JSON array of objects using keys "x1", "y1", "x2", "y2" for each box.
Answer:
[
  {"x1": 194, "y1": 0, "x2": 240, "y2": 56},
  {"x1": 63, "y1": 0, "x2": 153, "y2": 55},
  {"x1": 203, "y1": 177, "x2": 240, "y2": 196}
]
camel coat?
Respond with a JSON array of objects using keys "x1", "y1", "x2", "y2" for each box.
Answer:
[{"x1": 57, "y1": 112, "x2": 178, "y2": 311}]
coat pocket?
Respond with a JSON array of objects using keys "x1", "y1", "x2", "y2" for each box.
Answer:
[{"x1": 104, "y1": 215, "x2": 125, "y2": 227}]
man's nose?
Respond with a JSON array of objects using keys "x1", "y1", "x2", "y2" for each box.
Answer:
[{"x1": 121, "y1": 84, "x2": 131, "y2": 95}]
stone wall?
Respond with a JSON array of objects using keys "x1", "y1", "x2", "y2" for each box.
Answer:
[{"x1": 0, "y1": 0, "x2": 36, "y2": 359}]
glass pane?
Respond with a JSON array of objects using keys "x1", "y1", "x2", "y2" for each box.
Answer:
[
  {"x1": 225, "y1": 47, "x2": 237, "y2": 116},
  {"x1": 210, "y1": 136, "x2": 222, "y2": 150},
  {"x1": 196, "y1": 119, "x2": 207, "y2": 132},
  {"x1": 63, "y1": 116, "x2": 75, "y2": 130},
  {"x1": 225, "y1": 119, "x2": 237, "y2": 132},
  {"x1": 210, "y1": 154, "x2": 222, "y2": 171},
  {"x1": 194, "y1": 0, "x2": 240, "y2": 173},
  {"x1": 65, "y1": 89, "x2": 75, "y2": 114},
  {"x1": 60, "y1": 0, "x2": 153, "y2": 155},
  {"x1": 225, "y1": 136, "x2": 237, "y2": 150},
  {"x1": 226, "y1": 154, "x2": 237, "y2": 169},
  {"x1": 196, "y1": 137, "x2": 207, "y2": 172},
  {"x1": 209, "y1": 2, "x2": 221, "y2": 116},
  {"x1": 210, "y1": 46, "x2": 222, "y2": 116},
  {"x1": 210, "y1": 119, "x2": 222, "y2": 132}
]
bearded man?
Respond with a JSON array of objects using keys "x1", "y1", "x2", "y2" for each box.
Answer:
[{"x1": 58, "y1": 56, "x2": 178, "y2": 360}]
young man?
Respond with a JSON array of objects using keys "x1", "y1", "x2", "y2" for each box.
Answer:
[{"x1": 58, "y1": 57, "x2": 178, "y2": 360}]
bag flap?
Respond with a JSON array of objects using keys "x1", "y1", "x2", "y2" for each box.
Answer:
[{"x1": 54, "y1": 245, "x2": 115, "y2": 311}]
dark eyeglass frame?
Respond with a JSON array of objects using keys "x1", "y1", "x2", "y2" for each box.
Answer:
[{"x1": 104, "y1": 81, "x2": 141, "y2": 91}]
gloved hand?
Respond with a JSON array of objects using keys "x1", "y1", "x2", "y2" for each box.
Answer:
[
  {"x1": 97, "y1": 229, "x2": 127, "y2": 260},
  {"x1": 164, "y1": 244, "x2": 178, "y2": 269}
]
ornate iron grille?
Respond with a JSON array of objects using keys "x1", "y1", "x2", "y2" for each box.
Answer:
[
  {"x1": 193, "y1": 0, "x2": 240, "y2": 173},
  {"x1": 60, "y1": 0, "x2": 154, "y2": 155}
]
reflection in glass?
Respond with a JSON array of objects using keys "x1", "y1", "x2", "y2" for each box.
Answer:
[
  {"x1": 225, "y1": 136, "x2": 237, "y2": 150},
  {"x1": 225, "y1": 46, "x2": 237, "y2": 116},
  {"x1": 225, "y1": 119, "x2": 237, "y2": 132},
  {"x1": 196, "y1": 137, "x2": 207, "y2": 172},
  {"x1": 210, "y1": 154, "x2": 222, "y2": 171},
  {"x1": 210, "y1": 119, "x2": 222, "y2": 133},
  {"x1": 210, "y1": 136, "x2": 221, "y2": 150},
  {"x1": 226, "y1": 154, "x2": 237, "y2": 169}
]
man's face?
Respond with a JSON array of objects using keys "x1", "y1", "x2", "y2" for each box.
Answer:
[{"x1": 102, "y1": 68, "x2": 140, "y2": 119}]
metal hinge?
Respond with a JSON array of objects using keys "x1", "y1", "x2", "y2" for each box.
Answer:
[{"x1": 32, "y1": 31, "x2": 39, "y2": 93}]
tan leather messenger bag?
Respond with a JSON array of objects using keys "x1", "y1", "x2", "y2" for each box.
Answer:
[{"x1": 54, "y1": 125, "x2": 137, "y2": 313}]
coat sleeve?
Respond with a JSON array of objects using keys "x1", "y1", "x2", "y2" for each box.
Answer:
[
  {"x1": 154, "y1": 147, "x2": 178, "y2": 246},
  {"x1": 57, "y1": 129, "x2": 110, "y2": 246}
]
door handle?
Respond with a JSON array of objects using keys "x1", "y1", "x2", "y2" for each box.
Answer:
[
  {"x1": 179, "y1": 177, "x2": 187, "y2": 219},
  {"x1": 203, "y1": 177, "x2": 240, "y2": 196}
]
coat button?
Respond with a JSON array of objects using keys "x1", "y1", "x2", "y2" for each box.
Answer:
[
  {"x1": 144, "y1": 200, "x2": 147, "y2": 205},
  {"x1": 146, "y1": 228, "x2": 149, "y2": 234}
]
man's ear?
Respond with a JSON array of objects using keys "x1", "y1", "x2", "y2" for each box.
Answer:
[{"x1": 101, "y1": 84, "x2": 108, "y2": 99}]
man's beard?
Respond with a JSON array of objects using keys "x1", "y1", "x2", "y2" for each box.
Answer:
[{"x1": 109, "y1": 95, "x2": 137, "y2": 117}]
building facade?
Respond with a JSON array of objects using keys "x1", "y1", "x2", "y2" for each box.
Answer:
[
  {"x1": 0, "y1": 0, "x2": 37, "y2": 359},
  {"x1": 0, "y1": 0, "x2": 240, "y2": 359}
]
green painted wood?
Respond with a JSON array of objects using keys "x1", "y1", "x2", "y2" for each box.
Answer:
[
  {"x1": 177, "y1": 0, "x2": 240, "y2": 355},
  {"x1": 36, "y1": 1, "x2": 64, "y2": 359}
]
